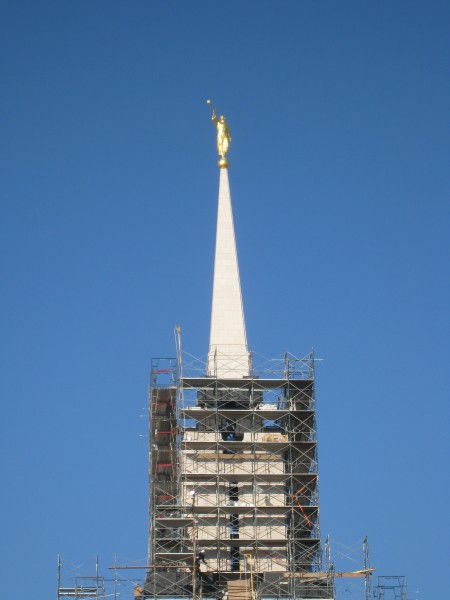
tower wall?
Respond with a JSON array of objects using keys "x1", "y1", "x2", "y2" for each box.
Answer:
[{"x1": 146, "y1": 356, "x2": 331, "y2": 600}]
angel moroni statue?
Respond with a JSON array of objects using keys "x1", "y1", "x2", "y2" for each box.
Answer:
[{"x1": 207, "y1": 100, "x2": 231, "y2": 168}]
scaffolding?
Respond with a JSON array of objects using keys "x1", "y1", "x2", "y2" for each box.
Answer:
[
  {"x1": 325, "y1": 537, "x2": 374, "y2": 600},
  {"x1": 57, "y1": 555, "x2": 154, "y2": 600},
  {"x1": 373, "y1": 577, "x2": 408, "y2": 600},
  {"x1": 57, "y1": 555, "x2": 106, "y2": 600},
  {"x1": 54, "y1": 350, "x2": 402, "y2": 600},
  {"x1": 145, "y1": 349, "x2": 333, "y2": 600}
]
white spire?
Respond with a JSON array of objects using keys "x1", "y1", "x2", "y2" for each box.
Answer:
[{"x1": 208, "y1": 167, "x2": 249, "y2": 378}]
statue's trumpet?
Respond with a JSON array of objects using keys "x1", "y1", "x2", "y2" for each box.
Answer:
[{"x1": 206, "y1": 99, "x2": 218, "y2": 114}]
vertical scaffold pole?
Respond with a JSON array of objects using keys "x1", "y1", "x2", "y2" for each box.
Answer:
[
  {"x1": 57, "y1": 554, "x2": 61, "y2": 600},
  {"x1": 243, "y1": 554, "x2": 254, "y2": 600},
  {"x1": 363, "y1": 536, "x2": 371, "y2": 600},
  {"x1": 113, "y1": 554, "x2": 117, "y2": 600},
  {"x1": 325, "y1": 535, "x2": 331, "y2": 571},
  {"x1": 175, "y1": 325, "x2": 182, "y2": 380}
]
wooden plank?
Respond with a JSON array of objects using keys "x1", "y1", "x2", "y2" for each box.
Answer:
[
  {"x1": 283, "y1": 568, "x2": 375, "y2": 579},
  {"x1": 196, "y1": 453, "x2": 281, "y2": 460},
  {"x1": 227, "y1": 579, "x2": 252, "y2": 600}
]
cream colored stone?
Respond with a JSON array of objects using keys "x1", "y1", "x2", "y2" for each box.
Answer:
[{"x1": 208, "y1": 168, "x2": 249, "y2": 377}]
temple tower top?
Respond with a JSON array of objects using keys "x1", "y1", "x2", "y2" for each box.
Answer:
[{"x1": 207, "y1": 133, "x2": 249, "y2": 378}]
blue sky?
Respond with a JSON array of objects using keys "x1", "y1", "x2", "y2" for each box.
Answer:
[{"x1": 1, "y1": 1, "x2": 449, "y2": 599}]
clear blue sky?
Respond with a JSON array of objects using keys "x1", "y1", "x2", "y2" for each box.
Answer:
[{"x1": 1, "y1": 1, "x2": 449, "y2": 599}]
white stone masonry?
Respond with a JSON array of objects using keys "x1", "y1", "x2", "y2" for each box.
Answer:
[{"x1": 208, "y1": 168, "x2": 249, "y2": 378}]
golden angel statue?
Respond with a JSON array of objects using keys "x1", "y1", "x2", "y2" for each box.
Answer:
[
  {"x1": 212, "y1": 110, "x2": 231, "y2": 158},
  {"x1": 207, "y1": 100, "x2": 231, "y2": 159}
]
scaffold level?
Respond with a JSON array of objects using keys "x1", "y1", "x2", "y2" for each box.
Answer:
[
  {"x1": 146, "y1": 350, "x2": 333, "y2": 600},
  {"x1": 57, "y1": 555, "x2": 106, "y2": 600},
  {"x1": 373, "y1": 576, "x2": 408, "y2": 600}
]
